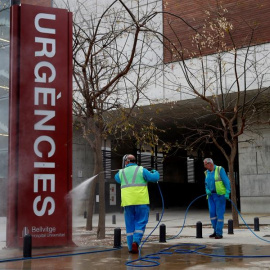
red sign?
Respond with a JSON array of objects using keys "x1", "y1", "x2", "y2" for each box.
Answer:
[{"x1": 8, "y1": 4, "x2": 72, "y2": 247}]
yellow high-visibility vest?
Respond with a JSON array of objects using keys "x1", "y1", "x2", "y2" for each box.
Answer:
[
  {"x1": 119, "y1": 165, "x2": 149, "y2": 207},
  {"x1": 205, "y1": 166, "x2": 226, "y2": 196}
]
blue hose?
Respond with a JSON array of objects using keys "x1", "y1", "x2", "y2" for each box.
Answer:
[
  {"x1": 138, "y1": 182, "x2": 165, "y2": 256},
  {"x1": 126, "y1": 186, "x2": 270, "y2": 267},
  {"x1": 167, "y1": 193, "x2": 207, "y2": 240},
  {"x1": 229, "y1": 199, "x2": 270, "y2": 244},
  {"x1": 2, "y1": 184, "x2": 270, "y2": 266},
  {"x1": 126, "y1": 182, "x2": 165, "y2": 267},
  {"x1": 0, "y1": 247, "x2": 121, "y2": 263}
]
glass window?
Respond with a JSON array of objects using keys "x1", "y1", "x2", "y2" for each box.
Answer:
[
  {"x1": 187, "y1": 157, "x2": 195, "y2": 183},
  {"x1": 0, "y1": 0, "x2": 10, "y2": 178},
  {"x1": 137, "y1": 150, "x2": 163, "y2": 181}
]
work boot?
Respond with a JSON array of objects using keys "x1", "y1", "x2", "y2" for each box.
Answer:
[
  {"x1": 209, "y1": 232, "x2": 216, "y2": 238},
  {"x1": 131, "y1": 242, "x2": 139, "y2": 254},
  {"x1": 215, "y1": 234, "x2": 223, "y2": 239}
]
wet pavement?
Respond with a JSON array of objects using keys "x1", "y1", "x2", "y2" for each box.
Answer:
[
  {"x1": 1, "y1": 243, "x2": 270, "y2": 269},
  {"x1": 1, "y1": 208, "x2": 270, "y2": 269}
]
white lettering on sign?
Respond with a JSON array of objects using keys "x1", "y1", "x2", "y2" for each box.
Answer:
[
  {"x1": 34, "y1": 61, "x2": 56, "y2": 83},
  {"x1": 34, "y1": 136, "x2": 55, "y2": 158},
  {"x1": 35, "y1": 37, "x2": 56, "y2": 58},
  {"x1": 34, "y1": 13, "x2": 56, "y2": 34},
  {"x1": 33, "y1": 12, "x2": 60, "y2": 217},
  {"x1": 32, "y1": 226, "x2": 56, "y2": 233},
  {"x1": 34, "y1": 174, "x2": 55, "y2": 193},
  {"x1": 33, "y1": 196, "x2": 55, "y2": 216},
  {"x1": 34, "y1": 88, "x2": 56, "y2": 106},
  {"x1": 34, "y1": 110, "x2": 56, "y2": 131}
]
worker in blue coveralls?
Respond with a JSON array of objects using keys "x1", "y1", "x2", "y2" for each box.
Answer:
[
  {"x1": 115, "y1": 154, "x2": 160, "y2": 254},
  {"x1": 204, "y1": 158, "x2": 231, "y2": 239}
]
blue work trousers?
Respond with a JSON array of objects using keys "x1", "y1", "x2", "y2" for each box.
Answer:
[
  {"x1": 124, "y1": 204, "x2": 150, "y2": 251},
  {"x1": 208, "y1": 193, "x2": 226, "y2": 236}
]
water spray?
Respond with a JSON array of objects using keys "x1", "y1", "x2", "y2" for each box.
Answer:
[
  {"x1": 2, "y1": 167, "x2": 270, "y2": 266},
  {"x1": 68, "y1": 168, "x2": 121, "y2": 219},
  {"x1": 69, "y1": 169, "x2": 120, "y2": 197}
]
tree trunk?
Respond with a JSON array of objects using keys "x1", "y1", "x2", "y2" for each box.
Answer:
[
  {"x1": 228, "y1": 159, "x2": 239, "y2": 227},
  {"x1": 84, "y1": 119, "x2": 106, "y2": 238},
  {"x1": 97, "y1": 172, "x2": 106, "y2": 239},
  {"x1": 95, "y1": 136, "x2": 106, "y2": 239},
  {"x1": 86, "y1": 179, "x2": 97, "y2": 230},
  {"x1": 85, "y1": 136, "x2": 105, "y2": 238},
  {"x1": 85, "y1": 141, "x2": 106, "y2": 238},
  {"x1": 88, "y1": 126, "x2": 105, "y2": 239}
]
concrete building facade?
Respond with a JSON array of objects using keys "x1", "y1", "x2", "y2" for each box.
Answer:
[
  {"x1": 69, "y1": 0, "x2": 270, "y2": 214},
  {"x1": 1, "y1": 0, "x2": 270, "y2": 215}
]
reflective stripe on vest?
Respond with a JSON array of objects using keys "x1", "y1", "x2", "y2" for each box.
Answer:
[
  {"x1": 121, "y1": 166, "x2": 147, "y2": 188},
  {"x1": 119, "y1": 166, "x2": 149, "y2": 206},
  {"x1": 214, "y1": 166, "x2": 226, "y2": 195},
  {"x1": 205, "y1": 166, "x2": 226, "y2": 195}
]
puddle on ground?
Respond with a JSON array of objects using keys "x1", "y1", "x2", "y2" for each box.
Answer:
[{"x1": 0, "y1": 243, "x2": 270, "y2": 269}]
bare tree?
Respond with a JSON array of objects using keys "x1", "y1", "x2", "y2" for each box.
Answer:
[
  {"x1": 160, "y1": 1, "x2": 270, "y2": 226},
  {"x1": 66, "y1": 0, "x2": 164, "y2": 238}
]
